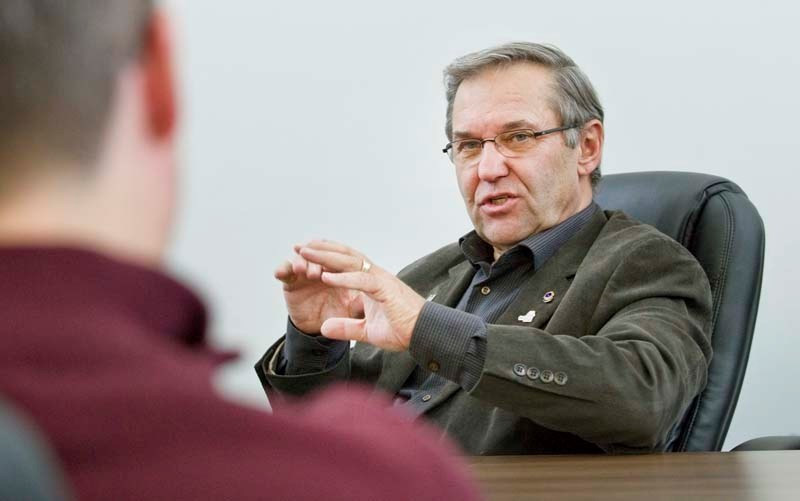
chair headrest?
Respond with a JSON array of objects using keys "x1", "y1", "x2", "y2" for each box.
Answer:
[{"x1": 595, "y1": 171, "x2": 742, "y2": 246}]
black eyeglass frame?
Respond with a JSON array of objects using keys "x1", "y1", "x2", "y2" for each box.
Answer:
[{"x1": 442, "y1": 124, "x2": 580, "y2": 162}]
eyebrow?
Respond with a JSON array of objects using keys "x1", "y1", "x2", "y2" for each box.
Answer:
[{"x1": 452, "y1": 120, "x2": 539, "y2": 140}]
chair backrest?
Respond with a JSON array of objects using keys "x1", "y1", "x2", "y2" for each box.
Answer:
[{"x1": 595, "y1": 171, "x2": 765, "y2": 452}]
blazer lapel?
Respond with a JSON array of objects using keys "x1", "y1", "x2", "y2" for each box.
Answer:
[
  {"x1": 496, "y1": 209, "x2": 608, "y2": 329},
  {"x1": 424, "y1": 261, "x2": 480, "y2": 405},
  {"x1": 376, "y1": 260, "x2": 477, "y2": 394},
  {"x1": 374, "y1": 351, "x2": 417, "y2": 393},
  {"x1": 430, "y1": 260, "x2": 475, "y2": 308}
]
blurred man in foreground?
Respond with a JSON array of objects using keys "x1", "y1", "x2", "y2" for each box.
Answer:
[{"x1": 0, "y1": 2, "x2": 478, "y2": 499}]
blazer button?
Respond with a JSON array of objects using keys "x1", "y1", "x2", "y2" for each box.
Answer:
[
  {"x1": 427, "y1": 361, "x2": 440, "y2": 373},
  {"x1": 526, "y1": 367, "x2": 540, "y2": 380},
  {"x1": 540, "y1": 370, "x2": 554, "y2": 383},
  {"x1": 554, "y1": 372, "x2": 568, "y2": 386},
  {"x1": 422, "y1": 394, "x2": 432, "y2": 402},
  {"x1": 513, "y1": 363, "x2": 527, "y2": 377},
  {"x1": 480, "y1": 286, "x2": 491, "y2": 295}
]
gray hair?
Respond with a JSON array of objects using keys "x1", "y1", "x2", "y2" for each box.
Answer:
[{"x1": 443, "y1": 42, "x2": 604, "y2": 187}]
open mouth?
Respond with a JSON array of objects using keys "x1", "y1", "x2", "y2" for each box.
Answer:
[
  {"x1": 488, "y1": 196, "x2": 509, "y2": 206},
  {"x1": 478, "y1": 194, "x2": 517, "y2": 215},
  {"x1": 481, "y1": 194, "x2": 514, "y2": 206}
]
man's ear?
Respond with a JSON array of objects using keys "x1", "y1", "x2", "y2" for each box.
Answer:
[
  {"x1": 142, "y1": 11, "x2": 177, "y2": 140},
  {"x1": 576, "y1": 119, "x2": 603, "y2": 177}
]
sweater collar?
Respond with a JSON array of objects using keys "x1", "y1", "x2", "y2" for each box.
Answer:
[{"x1": 0, "y1": 245, "x2": 210, "y2": 349}]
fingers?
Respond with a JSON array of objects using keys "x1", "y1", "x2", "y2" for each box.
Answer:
[
  {"x1": 291, "y1": 240, "x2": 364, "y2": 277},
  {"x1": 303, "y1": 239, "x2": 355, "y2": 255},
  {"x1": 321, "y1": 271, "x2": 380, "y2": 295},
  {"x1": 276, "y1": 258, "x2": 314, "y2": 285},
  {"x1": 283, "y1": 239, "x2": 374, "y2": 285},
  {"x1": 275, "y1": 255, "x2": 321, "y2": 287},
  {"x1": 290, "y1": 251, "x2": 306, "y2": 274},
  {"x1": 274, "y1": 260, "x2": 295, "y2": 283},
  {"x1": 299, "y1": 247, "x2": 363, "y2": 273},
  {"x1": 288, "y1": 248, "x2": 323, "y2": 281},
  {"x1": 306, "y1": 260, "x2": 323, "y2": 280},
  {"x1": 321, "y1": 317, "x2": 367, "y2": 342}
]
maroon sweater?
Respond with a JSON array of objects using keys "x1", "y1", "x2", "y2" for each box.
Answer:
[{"x1": 0, "y1": 247, "x2": 479, "y2": 501}]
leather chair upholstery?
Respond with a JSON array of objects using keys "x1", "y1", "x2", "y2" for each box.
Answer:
[{"x1": 595, "y1": 171, "x2": 765, "y2": 452}]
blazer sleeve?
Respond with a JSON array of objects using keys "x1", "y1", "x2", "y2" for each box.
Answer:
[
  {"x1": 255, "y1": 337, "x2": 352, "y2": 400},
  {"x1": 465, "y1": 237, "x2": 713, "y2": 452},
  {"x1": 255, "y1": 335, "x2": 396, "y2": 402}
]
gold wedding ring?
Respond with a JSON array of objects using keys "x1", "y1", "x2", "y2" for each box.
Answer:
[{"x1": 361, "y1": 259, "x2": 372, "y2": 273}]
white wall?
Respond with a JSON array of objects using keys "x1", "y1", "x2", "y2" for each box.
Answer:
[{"x1": 166, "y1": 0, "x2": 799, "y2": 450}]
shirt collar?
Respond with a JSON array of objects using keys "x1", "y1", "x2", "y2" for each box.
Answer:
[{"x1": 459, "y1": 202, "x2": 599, "y2": 270}]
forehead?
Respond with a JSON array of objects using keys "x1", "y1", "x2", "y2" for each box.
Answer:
[{"x1": 452, "y1": 63, "x2": 558, "y2": 135}]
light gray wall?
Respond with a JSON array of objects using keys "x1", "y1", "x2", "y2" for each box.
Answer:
[{"x1": 166, "y1": 0, "x2": 799, "y2": 450}]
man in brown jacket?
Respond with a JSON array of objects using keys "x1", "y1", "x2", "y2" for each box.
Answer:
[
  {"x1": 0, "y1": 2, "x2": 480, "y2": 499},
  {"x1": 259, "y1": 42, "x2": 713, "y2": 455}
]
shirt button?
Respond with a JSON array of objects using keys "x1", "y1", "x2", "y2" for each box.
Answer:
[
  {"x1": 513, "y1": 363, "x2": 527, "y2": 377},
  {"x1": 422, "y1": 394, "x2": 432, "y2": 402},
  {"x1": 427, "y1": 361, "x2": 440, "y2": 373},
  {"x1": 554, "y1": 372, "x2": 568, "y2": 386},
  {"x1": 526, "y1": 367, "x2": 540, "y2": 380},
  {"x1": 540, "y1": 370, "x2": 554, "y2": 384},
  {"x1": 480, "y1": 286, "x2": 491, "y2": 295}
]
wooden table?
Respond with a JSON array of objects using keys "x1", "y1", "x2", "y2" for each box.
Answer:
[{"x1": 468, "y1": 451, "x2": 799, "y2": 500}]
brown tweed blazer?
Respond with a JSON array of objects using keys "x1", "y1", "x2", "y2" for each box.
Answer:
[{"x1": 257, "y1": 210, "x2": 712, "y2": 455}]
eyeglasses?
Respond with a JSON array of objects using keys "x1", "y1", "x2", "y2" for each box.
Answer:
[{"x1": 442, "y1": 125, "x2": 579, "y2": 165}]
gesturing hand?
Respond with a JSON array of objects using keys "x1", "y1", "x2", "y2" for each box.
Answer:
[
  {"x1": 274, "y1": 243, "x2": 362, "y2": 334},
  {"x1": 297, "y1": 240, "x2": 426, "y2": 352}
]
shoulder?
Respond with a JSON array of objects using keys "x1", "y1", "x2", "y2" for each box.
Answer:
[
  {"x1": 594, "y1": 210, "x2": 694, "y2": 260},
  {"x1": 178, "y1": 388, "x2": 479, "y2": 500},
  {"x1": 396, "y1": 242, "x2": 466, "y2": 288},
  {"x1": 270, "y1": 387, "x2": 480, "y2": 500},
  {"x1": 586, "y1": 210, "x2": 708, "y2": 288}
]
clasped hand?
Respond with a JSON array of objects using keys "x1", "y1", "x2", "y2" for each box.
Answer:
[{"x1": 274, "y1": 240, "x2": 425, "y2": 352}]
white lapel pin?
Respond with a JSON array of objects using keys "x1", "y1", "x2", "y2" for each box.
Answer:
[{"x1": 517, "y1": 310, "x2": 536, "y2": 323}]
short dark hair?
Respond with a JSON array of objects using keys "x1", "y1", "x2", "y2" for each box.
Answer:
[{"x1": 0, "y1": 0, "x2": 153, "y2": 171}]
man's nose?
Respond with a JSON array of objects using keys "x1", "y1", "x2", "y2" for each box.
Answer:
[{"x1": 477, "y1": 141, "x2": 509, "y2": 182}]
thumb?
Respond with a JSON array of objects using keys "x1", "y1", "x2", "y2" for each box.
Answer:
[{"x1": 321, "y1": 317, "x2": 367, "y2": 342}]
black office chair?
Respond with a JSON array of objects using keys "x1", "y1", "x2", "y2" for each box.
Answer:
[
  {"x1": 596, "y1": 171, "x2": 765, "y2": 452},
  {"x1": 0, "y1": 398, "x2": 72, "y2": 500}
]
